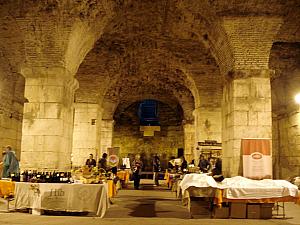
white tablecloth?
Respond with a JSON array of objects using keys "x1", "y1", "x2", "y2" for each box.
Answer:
[
  {"x1": 179, "y1": 174, "x2": 217, "y2": 204},
  {"x1": 221, "y1": 176, "x2": 299, "y2": 199},
  {"x1": 179, "y1": 173, "x2": 218, "y2": 194},
  {"x1": 14, "y1": 182, "x2": 109, "y2": 217},
  {"x1": 179, "y1": 174, "x2": 299, "y2": 200}
]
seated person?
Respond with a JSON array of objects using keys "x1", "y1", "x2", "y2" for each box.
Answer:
[
  {"x1": 85, "y1": 153, "x2": 96, "y2": 168},
  {"x1": 98, "y1": 153, "x2": 108, "y2": 171}
]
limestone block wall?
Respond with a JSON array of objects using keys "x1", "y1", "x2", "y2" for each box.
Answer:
[
  {"x1": 193, "y1": 107, "x2": 222, "y2": 164},
  {"x1": 273, "y1": 113, "x2": 300, "y2": 179},
  {"x1": 271, "y1": 67, "x2": 300, "y2": 179},
  {"x1": 0, "y1": 69, "x2": 24, "y2": 159},
  {"x1": 222, "y1": 76, "x2": 272, "y2": 177},
  {"x1": 100, "y1": 120, "x2": 114, "y2": 155},
  {"x1": 21, "y1": 72, "x2": 78, "y2": 171},
  {"x1": 113, "y1": 125, "x2": 184, "y2": 171},
  {"x1": 72, "y1": 103, "x2": 102, "y2": 167},
  {"x1": 183, "y1": 123, "x2": 195, "y2": 163}
]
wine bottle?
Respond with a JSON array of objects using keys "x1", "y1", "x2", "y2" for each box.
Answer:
[{"x1": 45, "y1": 172, "x2": 50, "y2": 183}]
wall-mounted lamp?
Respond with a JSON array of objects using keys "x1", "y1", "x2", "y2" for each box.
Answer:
[{"x1": 295, "y1": 93, "x2": 300, "y2": 105}]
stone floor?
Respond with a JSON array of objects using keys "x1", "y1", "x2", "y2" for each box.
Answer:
[{"x1": 0, "y1": 180, "x2": 299, "y2": 225}]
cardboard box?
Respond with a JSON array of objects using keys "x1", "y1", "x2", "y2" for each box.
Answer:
[
  {"x1": 260, "y1": 203, "x2": 274, "y2": 219},
  {"x1": 230, "y1": 203, "x2": 246, "y2": 218},
  {"x1": 247, "y1": 204, "x2": 260, "y2": 219},
  {"x1": 213, "y1": 207, "x2": 229, "y2": 219},
  {"x1": 189, "y1": 199, "x2": 210, "y2": 217}
]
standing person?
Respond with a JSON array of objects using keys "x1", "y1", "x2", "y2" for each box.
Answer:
[
  {"x1": 132, "y1": 154, "x2": 143, "y2": 190},
  {"x1": 2, "y1": 146, "x2": 19, "y2": 178},
  {"x1": 85, "y1": 153, "x2": 96, "y2": 168},
  {"x1": 212, "y1": 158, "x2": 222, "y2": 176},
  {"x1": 153, "y1": 155, "x2": 161, "y2": 186},
  {"x1": 207, "y1": 157, "x2": 215, "y2": 173},
  {"x1": 98, "y1": 153, "x2": 108, "y2": 171},
  {"x1": 198, "y1": 155, "x2": 209, "y2": 173},
  {"x1": 180, "y1": 156, "x2": 188, "y2": 171}
]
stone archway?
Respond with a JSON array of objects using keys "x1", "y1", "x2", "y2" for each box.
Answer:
[{"x1": 112, "y1": 100, "x2": 184, "y2": 171}]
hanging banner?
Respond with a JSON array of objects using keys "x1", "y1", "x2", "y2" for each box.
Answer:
[{"x1": 242, "y1": 138, "x2": 272, "y2": 180}]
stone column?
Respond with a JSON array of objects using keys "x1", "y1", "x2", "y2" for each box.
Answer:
[
  {"x1": 100, "y1": 119, "x2": 114, "y2": 155},
  {"x1": 72, "y1": 103, "x2": 102, "y2": 167},
  {"x1": 221, "y1": 17, "x2": 282, "y2": 177},
  {"x1": 183, "y1": 122, "x2": 195, "y2": 163},
  {"x1": 20, "y1": 67, "x2": 78, "y2": 171},
  {"x1": 193, "y1": 107, "x2": 222, "y2": 164},
  {"x1": 222, "y1": 70, "x2": 272, "y2": 177}
]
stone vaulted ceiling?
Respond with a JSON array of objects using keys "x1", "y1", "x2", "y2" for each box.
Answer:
[
  {"x1": 74, "y1": 0, "x2": 299, "y2": 121},
  {"x1": 0, "y1": 0, "x2": 298, "y2": 122},
  {"x1": 75, "y1": 0, "x2": 224, "y2": 121}
]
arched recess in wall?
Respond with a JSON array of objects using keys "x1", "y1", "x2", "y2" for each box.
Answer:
[
  {"x1": 101, "y1": 79, "x2": 195, "y2": 123},
  {"x1": 112, "y1": 99, "x2": 185, "y2": 171}
]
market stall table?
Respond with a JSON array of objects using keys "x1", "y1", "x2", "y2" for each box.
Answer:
[
  {"x1": 164, "y1": 171, "x2": 182, "y2": 189},
  {"x1": 179, "y1": 174, "x2": 300, "y2": 219},
  {"x1": 107, "y1": 179, "x2": 118, "y2": 198},
  {"x1": 0, "y1": 180, "x2": 15, "y2": 198},
  {"x1": 0, "y1": 180, "x2": 15, "y2": 212},
  {"x1": 14, "y1": 182, "x2": 109, "y2": 217},
  {"x1": 117, "y1": 170, "x2": 130, "y2": 187}
]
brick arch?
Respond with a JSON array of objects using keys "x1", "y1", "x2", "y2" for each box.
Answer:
[
  {"x1": 172, "y1": 0, "x2": 234, "y2": 74},
  {"x1": 101, "y1": 82, "x2": 195, "y2": 123},
  {"x1": 113, "y1": 99, "x2": 184, "y2": 125}
]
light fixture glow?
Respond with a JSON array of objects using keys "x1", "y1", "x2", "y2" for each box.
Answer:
[{"x1": 295, "y1": 93, "x2": 300, "y2": 105}]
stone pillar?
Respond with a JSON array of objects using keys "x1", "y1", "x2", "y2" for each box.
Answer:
[
  {"x1": 20, "y1": 68, "x2": 78, "y2": 171},
  {"x1": 273, "y1": 111, "x2": 300, "y2": 179},
  {"x1": 100, "y1": 119, "x2": 114, "y2": 155},
  {"x1": 222, "y1": 70, "x2": 272, "y2": 177},
  {"x1": 183, "y1": 122, "x2": 195, "y2": 163},
  {"x1": 221, "y1": 17, "x2": 282, "y2": 177},
  {"x1": 193, "y1": 107, "x2": 222, "y2": 164},
  {"x1": 72, "y1": 103, "x2": 102, "y2": 167}
]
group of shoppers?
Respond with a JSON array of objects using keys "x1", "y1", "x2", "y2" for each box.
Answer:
[
  {"x1": 198, "y1": 154, "x2": 222, "y2": 176},
  {"x1": 85, "y1": 152, "x2": 222, "y2": 190}
]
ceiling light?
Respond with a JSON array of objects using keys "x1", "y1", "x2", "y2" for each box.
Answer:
[{"x1": 295, "y1": 93, "x2": 300, "y2": 105}]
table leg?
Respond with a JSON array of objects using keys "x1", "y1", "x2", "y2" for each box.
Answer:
[{"x1": 32, "y1": 208, "x2": 42, "y2": 215}]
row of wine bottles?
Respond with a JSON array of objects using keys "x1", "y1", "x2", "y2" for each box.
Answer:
[{"x1": 9, "y1": 171, "x2": 72, "y2": 183}]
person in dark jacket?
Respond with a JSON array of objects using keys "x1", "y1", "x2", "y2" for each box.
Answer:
[
  {"x1": 85, "y1": 154, "x2": 96, "y2": 168},
  {"x1": 153, "y1": 155, "x2": 161, "y2": 186},
  {"x1": 132, "y1": 154, "x2": 143, "y2": 189},
  {"x1": 98, "y1": 153, "x2": 108, "y2": 171},
  {"x1": 212, "y1": 158, "x2": 222, "y2": 176},
  {"x1": 180, "y1": 156, "x2": 188, "y2": 171},
  {"x1": 198, "y1": 155, "x2": 210, "y2": 173}
]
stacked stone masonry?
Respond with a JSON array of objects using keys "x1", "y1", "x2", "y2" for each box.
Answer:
[{"x1": 0, "y1": 1, "x2": 298, "y2": 178}]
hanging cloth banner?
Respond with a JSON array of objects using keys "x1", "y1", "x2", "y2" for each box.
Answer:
[{"x1": 242, "y1": 138, "x2": 272, "y2": 180}]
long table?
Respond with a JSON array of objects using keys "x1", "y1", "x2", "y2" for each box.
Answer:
[
  {"x1": 14, "y1": 182, "x2": 109, "y2": 217},
  {"x1": 179, "y1": 174, "x2": 300, "y2": 218},
  {"x1": 0, "y1": 180, "x2": 15, "y2": 198}
]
